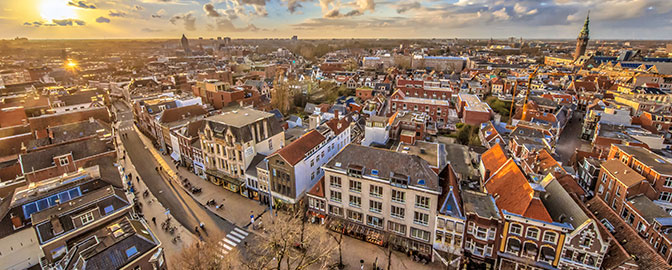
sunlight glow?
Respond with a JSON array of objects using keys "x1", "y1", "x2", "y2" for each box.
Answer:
[
  {"x1": 40, "y1": 0, "x2": 77, "y2": 21},
  {"x1": 66, "y1": 60, "x2": 77, "y2": 68}
]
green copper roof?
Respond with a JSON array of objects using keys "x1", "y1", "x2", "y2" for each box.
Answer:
[{"x1": 578, "y1": 12, "x2": 590, "y2": 39}]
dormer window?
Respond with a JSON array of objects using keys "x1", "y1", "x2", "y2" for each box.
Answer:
[
  {"x1": 59, "y1": 157, "x2": 69, "y2": 166},
  {"x1": 370, "y1": 169, "x2": 379, "y2": 177},
  {"x1": 347, "y1": 164, "x2": 363, "y2": 177},
  {"x1": 390, "y1": 172, "x2": 409, "y2": 188}
]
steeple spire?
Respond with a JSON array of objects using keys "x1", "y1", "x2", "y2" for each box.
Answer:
[{"x1": 579, "y1": 11, "x2": 590, "y2": 39}]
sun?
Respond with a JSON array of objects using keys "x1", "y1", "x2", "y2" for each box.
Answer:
[{"x1": 40, "y1": 0, "x2": 78, "y2": 21}]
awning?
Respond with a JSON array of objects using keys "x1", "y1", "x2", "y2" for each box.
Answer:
[
  {"x1": 205, "y1": 169, "x2": 244, "y2": 185},
  {"x1": 170, "y1": 151, "x2": 180, "y2": 161}
]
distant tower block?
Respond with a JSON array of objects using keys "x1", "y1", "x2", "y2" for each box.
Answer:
[
  {"x1": 574, "y1": 12, "x2": 590, "y2": 61},
  {"x1": 181, "y1": 34, "x2": 191, "y2": 56}
]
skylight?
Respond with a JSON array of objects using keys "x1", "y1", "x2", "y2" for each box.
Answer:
[
  {"x1": 125, "y1": 246, "x2": 138, "y2": 258},
  {"x1": 335, "y1": 162, "x2": 342, "y2": 167}
]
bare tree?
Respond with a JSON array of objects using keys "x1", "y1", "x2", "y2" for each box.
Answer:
[
  {"x1": 242, "y1": 213, "x2": 335, "y2": 270},
  {"x1": 328, "y1": 226, "x2": 345, "y2": 269},
  {"x1": 171, "y1": 234, "x2": 236, "y2": 270},
  {"x1": 271, "y1": 78, "x2": 293, "y2": 115}
]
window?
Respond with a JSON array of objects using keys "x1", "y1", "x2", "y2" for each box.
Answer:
[
  {"x1": 391, "y1": 205, "x2": 405, "y2": 219},
  {"x1": 349, "y1": 180, "x2": 361, "y2": 193},
  {"x1": 476, "y1": 227, "x2": 488, "y2": 240},
  {"x1": 665, "y1": 177, "x2": 672, "y2": 188},
  {"x1": 388, "y1": 221, "x2": 406, "y2": 235},
  {"x1": 329, "y1": 176, "x2": 341, "y2": 188},
  {"x1": 660, "y1": 192, "x2": 672, "y2": 202},
  {"x1": 391, "y1": 190, "x2": 405, "y2": 203},
  {"x1": 410, "y1": 227, "x2": 430, "y2": 242},
  {"x1": 125, "y1": 246, "x2": 138, "y2": 258},
  {"x1": 79, "y1": 212, "x2": 93, "y2": 225},
  {"x1": 309, "y1": 198, "x2": 325, "y2": 211},
  {"x1": 526, "y1": 227, "x2": 540, "y2": 240},
  {"x1": 329, "y1": 205, "x2": 343, "y2": 216},
  {"x1": 509, "y1": 223, "x2": 522, "y2": 236},
  {"x1": 369, "y1": 200, "x2": 382, "y2": 213},
  {"x1": 506, "y1": 238, "x2": 521, "y2": 254},
  {"x1": 330, "y1": 190, "x2": 342, "y2": 203},
  {"x1": 415, "y1": 195, "x2": 430, "y2": 209},
  {"x1": 437, "y1": 218, "x2": 445, "y2": 229},
  {"x1": 413, "y1": 211, "x2": 429, "y2": 226},
  {"x1": 370, "y1": 185, "x2": 383, "y2": 198},
  {"x1": 347, "y1": 210, "x2": 363, "y2": 223},
  {"x1": 543, "y1": 231, "x2": 557, "y2": 244},
  {"x1": 580, "y1": 236, "x2": 592, "y2": 248},
  {"x1": 59, "y1": 157, "x2": 69, "y2": 166},
  {"x1": 349, "y1": 195, "x2": 361, "y2": 208},
  {"x1": 435, "y1": 231, "x2": 444, "y2": 242},
  {"x1": 104, "y1": 205, "x2": 114, "y2": 215},
  {"x1": 367, "y1": 215, "x2": 383, "y2": 228}
]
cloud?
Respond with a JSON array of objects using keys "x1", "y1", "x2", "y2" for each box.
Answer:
[
  {"x1": 212, "y1": 18, "x2": 262, "y2": 32},
  {"x1": 491, "y1": 7, "x2": 509, "y2": 20},
  {"x1": 203, "y1": 3, "x2": 221, "y2": 17},
  {"x1": 396, "y1": 1, "x2": 420, "y2": 13},
  {"x1": 96, "y1": 16, "x2": 111, "y2": 23},
  {"x1": 23, "y1": 21, "x2": 44, "y2": 27},
  {"x1": 67, "y1": 1, "x2": 96, "y2": 9},
  {"x1": 170, "y1": 12, "x2": 197, "y2": 31},
  {"x1": 109, "y1": 10, "x2": 126, "y2": 17},
  {"x1": 52, "y1": 18, "x2": 86, "y2": 26},
  {"x1": 152, "y1": 9, "x2": 166, "y2": 18},
  {"x1": 142, "y1": 28, "x2": 162, "y2": 32}
]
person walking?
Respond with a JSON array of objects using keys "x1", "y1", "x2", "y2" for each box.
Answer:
[{"x1": 151, "y1": 217, "x2": 156, "y2": 225}]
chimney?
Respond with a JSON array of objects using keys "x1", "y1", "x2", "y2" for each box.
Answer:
[
  {"x1": 51, "y1": 216, "x2": 64, "y2": 235},
  {"x1": 485, "y1": 169, "x2": 491, "y2": 180},
  {"x1": 334, "y1": 109, "x2": 339, "y2": 120},
  {"x1": 10, "y1": 213, "x2": 22, "y2": 229}
]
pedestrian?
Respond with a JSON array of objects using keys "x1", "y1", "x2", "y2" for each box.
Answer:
[
  {"x1": 152, "y1": 217, "x2": 156, "y2": 225},
  {"x1": 244, "y1": 241, "x2": 248, "y2": 248}
]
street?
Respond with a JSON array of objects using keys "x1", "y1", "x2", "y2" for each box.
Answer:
[
  {"x1": 556, "y1": 110, "x2": 591, "y2": 165},
  {"x1": 113, "y1": 101, "x2": 259, "y2": 261}
]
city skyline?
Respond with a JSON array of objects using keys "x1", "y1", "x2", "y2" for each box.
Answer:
[{"x1": 2, "y1": 0, "x2": 672, "y2": 39}]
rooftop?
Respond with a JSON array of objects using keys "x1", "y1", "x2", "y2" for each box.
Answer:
[
  {"x1": 325, "y1": 144, "x2": 439, "y2": 192},
  {"x1": 462, "y1": 190, "x2": 500, "y2": 220},
  {"x1": 396, "y1": 141, "x2": 446, "y2": 170},
  {"x1": 614, "y1": 144, "x2": 672, "y2": 175},
  {"x1": 205, "y1": 108, "x2": 274, "y2": 128},
  {"x1": 600, "y1": 159, "x2": 646, "y2": 187}
]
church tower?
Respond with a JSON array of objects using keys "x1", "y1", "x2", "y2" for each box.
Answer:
[
  {"x1": 573, "y1": 12, "x2": 590, "y2": 60},
  {"x1": 181, "y1": 34, "x2": 191, "y2": 56}
]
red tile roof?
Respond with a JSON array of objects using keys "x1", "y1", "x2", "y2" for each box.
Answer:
[
  {"x1": 325, "y1": 116, "x2": 349, "y2": 135},
  {"x1": 307, "y1": 176, "x2": 325, "y2": 198},
  {"x1": 485, "y1": 158, "x2": 552, "y2": 222},
  {"x1": 275, "y1": 130, "x2": 325, "y2": 166},
  {"x1": 481, "y1": 144, "x2": 507, "y2": 177},
  {"x1": 0, "y1": 107, "x2": 28, "y2": 128}
]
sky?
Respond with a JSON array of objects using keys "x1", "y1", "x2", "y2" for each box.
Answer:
[{"x1": 1, "y1": 0, "x2": 672, "y2": 39}]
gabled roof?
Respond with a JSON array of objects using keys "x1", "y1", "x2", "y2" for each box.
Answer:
[
  {"x1": 325, "y1": 116, "x2": 349, "y2": 135},
  {"x1": 159, "y1": 104, "x2": 206, "y2": 124},
  {"x1": 481, "y1": 144, "x2": 507, "y2": 177},
  {"x1": 485, "y1": 158, "x2": 552, "y2": 222},
  {"x1": 274, "y1": 130, "x2": 325, "y2": 166},
  {"x1": 307, "y1": 176, "x2": 325, "y2": 198}
]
